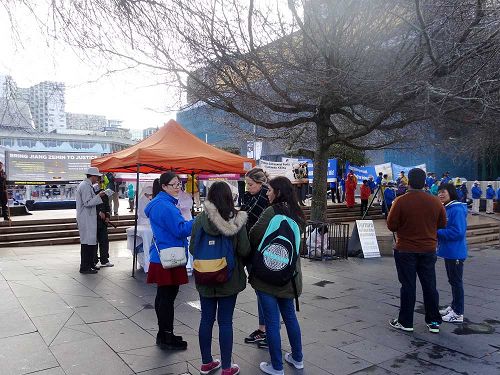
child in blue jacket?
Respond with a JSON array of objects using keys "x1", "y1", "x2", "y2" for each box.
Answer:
[
  {"x1": 471, "y1": 181, "x2": 482, "y2": 215},
  {"x1": 437, "y1": 184, "x2": 467, "y2": 323},
  {"x1": 485, "y1": 183, "x2": 495, "y2": 214},
  {"x1": 382, "y1": 183, "x2": 396, "y2": 218}
]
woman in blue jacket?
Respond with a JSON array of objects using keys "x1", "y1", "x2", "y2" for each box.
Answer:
[
  {"x1": 145, "y1": 172, "x2": 193, "y2": 350},
  {"x1": 437, "y1": 184, "x2": 467, "y2": 323}
]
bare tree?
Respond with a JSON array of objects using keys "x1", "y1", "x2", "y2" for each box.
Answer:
[{"x1": 4, "y1": 0, "x2": 499, "y2": 219}]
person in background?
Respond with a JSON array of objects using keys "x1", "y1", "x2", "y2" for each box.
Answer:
[
  {"x1": 137, "y1": 185, "x2": 153, "y2": 225},
  {"x1": 387, "y1": 168, "x2": 446, "y2": 334},
  {"x1": 128, "y1": 183, "x2": 135, "y2": 212},
  {"x1": 460, "y1": 182, "x2": 468, "y2": 204},
  {"x1": 240, "y1": 167, "x2": 270, "y2": 348},
  {"x1": 360, "y1": 179, "x2": 371, "y2": 215},
  {"x1": 249, "y1": 176, "x2": 305, "y2": 375},
  {"x1": 376, "y1": 172, "x2": 383, "y2": 203},
  {"x1": 329, "y1": 180, "x2": 339, "y2": 203},
  {"x1": 368, "y1": 175, "x2": 376, "y2": 203},
  {"x1": 339, "y1": 175, "x2": 346, "y2": 203},
  {"x1": 425, "y1": 172, "x2": 435, "y2": 191},
  {"x1": 382, "y1": 182, "x2": 396, "y2": 218},
  {"x1": 430, "y1": 180, "x2": 440, "y2": 196},
  {"x1": 485, "y1": 183, "x2": 495, "y2": 214},
  {"x1": 190, "y1": 181, "x2": 250, "y2": 375},
  {"x1": 0, "y1": 161, "x2": 9, "y2": 221},
  {"x1": 146, "y1": 172, "x2": 193, "y2": 350},
  {"x1": 237, "y1": 179, "x2": 246, "y2": 207},
  {"x1": 177, "y1": 186, "x2": 195, "y2": 276},
  {"x1": 396, "y1": 171, "x2": 408, "y2": 196},
  {"x1": 437, "y1": 184, "x2": 467, "y2": 323},
  {"x1": 76, "y1": 167, "x2": 106, "y2": 274},
  {"x1": 345, "y1": 171, "x2": 357, "y2": 208},
  {"x1": 186, "y1": 174, "x2": 201, "y2": 208},
  {"x1": 471, "y1": 181, "x2": 482, "y2": 215},
  {"x1": 93, "y1": 176, "x2": 114, "y2": 268},
  {"x1": 441, "y1": 172, "x2": 452, "y2": 185},
  {"x1": 106, "y1": 172, "x2": 119, "y2": 215}
]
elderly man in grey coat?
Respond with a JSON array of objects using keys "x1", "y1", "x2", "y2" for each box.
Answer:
[{"x1": 77, "y1": 167, "x2": 106, "y2": 274}]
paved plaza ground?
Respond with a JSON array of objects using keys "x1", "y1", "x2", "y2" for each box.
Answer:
[{"x1": 0, "y1": 239, "x2": 499, "y2": 375}]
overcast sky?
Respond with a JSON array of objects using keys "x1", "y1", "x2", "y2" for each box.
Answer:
[{"x1": 0, "y1": 4, "x2": 176, "y2": 130}]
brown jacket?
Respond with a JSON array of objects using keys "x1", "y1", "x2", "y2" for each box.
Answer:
[{"x1": 387, "y1": 190, "x2": 447, "y2": 253}]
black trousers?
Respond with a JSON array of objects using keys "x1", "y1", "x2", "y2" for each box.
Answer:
[
  {"x1": 330, "y1": 187, "x2": 340, "y2": 203},
  {"x1": 1, "y1": 193, "x2": 8, "y2": 219},
  {"x1": 394, "y1": 251, "x2": 441, "y2": 327},
  {"x1": 80, "y1": 244, "x2": 98, "y2": 272},
  {"x1": 360, "y1": 199, "x2": 368, "y2": 214},
  {"x1": 95, "y1": 222, "x2": 109, "y2": 264},
  {"x1": 155, "y1": 285, "x2": 180, "y2": 333}
]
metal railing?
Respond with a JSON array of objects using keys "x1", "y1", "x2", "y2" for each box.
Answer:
[{"x1": 301, "y1": 220, "x2": 350, "y2": 260}]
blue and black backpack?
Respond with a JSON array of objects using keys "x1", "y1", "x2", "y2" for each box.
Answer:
[
  {"x1": 192, "y1": 227, "x2": 235, "y2": 285},
  {"x1": 251, "y1": 214, "x2": 301, "y2": 287}
]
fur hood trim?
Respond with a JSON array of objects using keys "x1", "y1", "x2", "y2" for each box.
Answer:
[{"x1": 203, "y1": 200, "x2": 248, "y2": 236}]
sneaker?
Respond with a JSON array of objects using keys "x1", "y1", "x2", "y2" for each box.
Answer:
[
  {"x1": 100, "y1": 262, "x2": 114, "y2": 267},
  {"x1": 439, "y1": 306, "x2": 452, "y2": 316},
  {"x1": 79, "y1": 269, "x2": 98, "y2": 274},
  {"x1": 442, "y1": 311, "x2": 464, "y2": 323},
  {"x1": 285, "y1": 353, "x2": 304, "y2": 369},
  {"x1": 92, "y1": 264, "x2": 101, "y2": 270},
  {"x1": 244, "y1": 329, "x2": 266, "y2": 343},
  {"x1": 259, "y1": 362, "x2": 284, "y2": 375},
  {"x1": 200, "y1": 359, "x2": 221, "y2": 375},
  {"x1": 257, "y1": 338, "x2": 268, "y2": 349},
  {"x1": 221, "y1": 364, "x2": 240, "y2": 375},
  {"x1": 426, "y1": 322, "x2": 440, "y2": 333},
  {"x1": 389, "y1": 319, "x2": 414, "y2": 332}
]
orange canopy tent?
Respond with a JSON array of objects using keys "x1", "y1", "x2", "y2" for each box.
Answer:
[{"x1": 91, "y1": 119, "x2": 255, "y2": 174}]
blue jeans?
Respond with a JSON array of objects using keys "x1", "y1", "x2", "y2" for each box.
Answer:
[
  {"x1": 257, "y1": 291, "x2": 265, "y2": 326},
  {"x1": 394, "y1": 251, "x2": 441, "y2": 327},
  {"x1": 257, "y1": 291, "x2": 303, "y2": 371},
  {"x1": 445, "y1": 259, "x2": 464, "y2": 315},
  {"x1": 199, "y1": 294, "x2": 237, "y2": 369}
]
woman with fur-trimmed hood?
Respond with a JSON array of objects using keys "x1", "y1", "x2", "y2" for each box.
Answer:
[{"x1": 189, "y1": 181, "x2": 250, "y2": 375}]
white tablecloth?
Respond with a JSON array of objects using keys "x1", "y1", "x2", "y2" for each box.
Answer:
[{"x1": 126, "y1": 225, "x2": 153, "y2": 273}]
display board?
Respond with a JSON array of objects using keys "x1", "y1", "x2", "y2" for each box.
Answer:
[
  {"x1": 5, "y1": 151, "x2": 100, "y2": 184},
  {"x1": 348, "y1": 220, "x2": 381, "y2": 258}
]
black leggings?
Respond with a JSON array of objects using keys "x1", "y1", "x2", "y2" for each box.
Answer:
[{"x1": 155, "y1": 285, "x2": 180, "y2": 332}]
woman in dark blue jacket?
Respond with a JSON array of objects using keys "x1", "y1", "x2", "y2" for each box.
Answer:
[
  {"x1": 145, "y1": 172, "x2": 193, "y2": 350},
  {"x1": 437, "y1": 184, "x2": 467, "y2": 323}
]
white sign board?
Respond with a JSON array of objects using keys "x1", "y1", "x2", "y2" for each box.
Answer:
[{"x1": 355, "y1": 220, "x2": 380, "y2": 258}]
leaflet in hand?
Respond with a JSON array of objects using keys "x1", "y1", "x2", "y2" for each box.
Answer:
[{"x1": 104, "y1": 189, "x2": 114, "y2": 197}]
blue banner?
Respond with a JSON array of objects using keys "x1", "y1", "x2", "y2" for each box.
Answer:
[
  {"x1": 345, "y1": 162, "x2": 377, "y2": 184},
  {"x1": 391, "y1": 163, "x2": 426, "y2": 179},
  {"x1": 301, "y1": 158, "x2": 337, "y2": 182}
]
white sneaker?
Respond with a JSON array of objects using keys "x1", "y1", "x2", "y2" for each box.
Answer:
[
  {"x1": 100, "y1": 262, "x2": 114, "y2": 267},
  {"x1": 439, "y1": 306, "x2": 452, "y2": 316},
  {"x1": 442, "y1": 310, "x2": 463, "y2": 323},
  {"x1": 259, "y1": 362, "x2": 284, "y2": 375},
  {"x1": 285, "y1": 353, "x2": 304, "y2": 369}
]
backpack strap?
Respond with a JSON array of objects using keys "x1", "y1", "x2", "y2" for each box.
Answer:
[{"x1": 291, "y1": 274, "x2": 300, "y2": 312}]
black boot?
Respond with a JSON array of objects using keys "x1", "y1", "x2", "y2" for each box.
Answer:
[
  {"x1": 156, "y1": 331, "x2": 183, "y2": 346},
  {"x1": 160, "y1": 331, "x2": 187, "y2": 350}
]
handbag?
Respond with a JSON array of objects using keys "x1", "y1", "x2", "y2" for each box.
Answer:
[{"x1": 152, "y1": 237, "x2": 187, "y2": 269}]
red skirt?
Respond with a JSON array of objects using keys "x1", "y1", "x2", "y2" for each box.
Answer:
[{"x1": 147, "y1": 262, "x2": 188, "y2": 286}]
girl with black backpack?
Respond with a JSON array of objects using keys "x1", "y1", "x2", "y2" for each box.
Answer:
[
  {"x1": 249, "y1": 176, "x2": 305, "y2": 375},
  {"x1": 190, "y1": 181, "x2": 251, "y2": 375}
]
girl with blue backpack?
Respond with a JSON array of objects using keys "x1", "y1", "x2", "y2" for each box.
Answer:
[
  {"x1": 249, "y1": 176, "x2": 305, "y2": 375},
  {"x1": 190, "y1": 181, "x2": 251, "y2": 375}
]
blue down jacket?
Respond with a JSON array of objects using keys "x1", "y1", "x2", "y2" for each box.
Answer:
[{"x1": 437, "y1": 201, "x2": 468, "y2": 260}]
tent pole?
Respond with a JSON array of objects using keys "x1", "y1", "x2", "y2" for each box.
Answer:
[
  {"x1": 131, "y1": 163, "x2": 141, "y2": 278},
  {"x1": 190, "y1": 171, "x2": 195, "y2": 217}
]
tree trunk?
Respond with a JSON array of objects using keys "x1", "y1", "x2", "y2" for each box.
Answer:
[{"x1": 310, "y1": 121, "x2": 330, "y2": 221}]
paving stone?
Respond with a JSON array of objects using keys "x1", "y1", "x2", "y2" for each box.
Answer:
[
  {"x1": 50, "y1": 336, "x2": 134, "y2": 375},
  {"x1": 49, "y1": 324, "x2": 98, "y2": 347},
  {"x1": 72, "y1": 299, "x2": 127, "y2": 323},
  {"x1": 31, "y1": 311, "x2": 73, "y2": 344},
  {"x1": 340, "y1": 339, "x2": 405, "y2": 365},
  {"x1": 0, "y1": 332, "x2": 58, "y2": 375},
  {"x1": 378, "y1": 354, "x2": 454, "y2": 375},
  {"x1": 89, "y1": 318, "x2": 155, "y2": 352},
  {"x1": 0, "y1": 308, "x2": 37, "y2": 339}
]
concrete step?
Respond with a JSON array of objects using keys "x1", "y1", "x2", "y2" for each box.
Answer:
[
  {"x1": 467, "y1": 232, "x2": 499, "y2": 245},
  {"x1": 467, "y1": 227, "x2": 499, "y2": 237},
  {"x1": 0, "y1": 215, "x2": 135, "y2": 227},
  {"x1": 0, "y1": 227, "x2": 126, "y2": 243},
  {"x1": 0, "y1": 233, "x2": 127, "y2": 248},
  {"x1": 467, "y1": 222, "x2": 499, "y2": 231},
  {"x1": 0, "y1": 220, "x2": 135, "y2": 234}
]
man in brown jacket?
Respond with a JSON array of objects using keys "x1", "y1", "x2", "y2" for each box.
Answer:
[{"x1": 387, "y1": 168, "x2": 447, "y2": 334}]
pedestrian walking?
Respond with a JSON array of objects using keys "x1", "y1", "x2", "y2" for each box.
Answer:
[
  {"x1": 485, "y1": 183, "x2": 495, "y2": 214},
  {"x1": 145, "y1": 171, "x2": 193, "y2": 351},
  {"x1": 105, "y1": 172, "x2": 120, "y2": 215},
  {"x1": 387, "y1": 168, "x2": 447, "y2": 334},
  {"x1": 360, "y1": 180, "x2": 371, "y2": 215},
  {"x1": 76, "y1": 167, "x2": 106, "y2": 274},
  {"x1": 471, "y1": 181, "x2": 482, "y2": 215},
  {"x1": 128, "y1": 183, "x2": 135, "y2": 212},
  {"x1": 0, "y1": 161, "x2": 9, "y2": 221},
  {"x1": 240, "y1": 167, "x2": 270, "y2": 348},
  {"x1": 190, "y1": 181, "x2": 250, "y2": 375},
  {"x1": 437, "y1": 184, "x2": 467, "y2": 323},
  {"x1": 93, "y1": 177, "x2": 114, "y2": 268},
  {"x1": 249, "y1": 176, "x2": 305, "y2": 375}
]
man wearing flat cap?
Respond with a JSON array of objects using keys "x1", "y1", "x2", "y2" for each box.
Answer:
[{"x1": 76, "y1": 167, "x2": 106, "y2": 274}]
